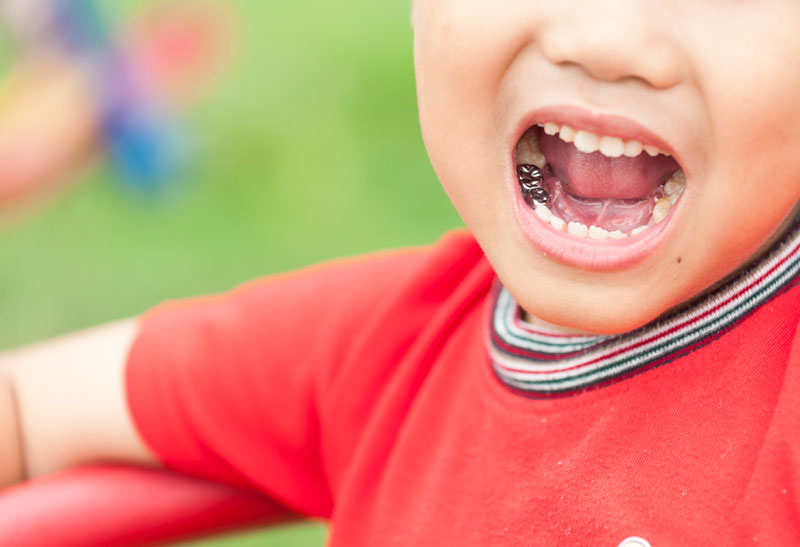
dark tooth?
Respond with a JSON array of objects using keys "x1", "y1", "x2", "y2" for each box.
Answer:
[
  {"x1": 516, "y1": 164, "x2": 542, "y2": 182},
  {"x1": 530, "y1": 187, "x2": 548, "y2": 204},
  {"x1": 523, "y1": 187, "x2": 549, "y2": 207},
  {"x1": 517, "y1": 164, "x2": 549, "y2": 206}
]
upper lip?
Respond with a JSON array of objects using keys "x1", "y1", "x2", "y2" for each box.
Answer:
[{"x1": 513, "y1": 104, "x2": 683, "y2": 166}]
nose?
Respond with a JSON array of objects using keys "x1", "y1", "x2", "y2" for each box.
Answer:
[{"x1": 537, "y1": 1, "x2": 683, "y2": 89}]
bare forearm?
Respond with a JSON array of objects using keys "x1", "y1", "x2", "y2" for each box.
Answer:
[
  {"x1": 0, "y1": 372, "x2": 24, "y2": 488},
  {"x1": 0, "y1": 320, "x2": 158, "y2": 483}
]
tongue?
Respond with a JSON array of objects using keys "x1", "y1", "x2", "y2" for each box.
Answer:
[{"x1": 538, "y1": 131, "x2": 680, "y2": 199}]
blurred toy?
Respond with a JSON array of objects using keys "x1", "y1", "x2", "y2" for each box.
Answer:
[
  {"x1": 0, "y1": 0, "x2": 232, "y2": 211},
  {"x1": 0, "y1": 464, "x2": 290, "y2": 546}
]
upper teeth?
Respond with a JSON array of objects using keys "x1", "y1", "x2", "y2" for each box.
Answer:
[{"x1": 539, "y1": 123, "x2": 669, "y2": 159}]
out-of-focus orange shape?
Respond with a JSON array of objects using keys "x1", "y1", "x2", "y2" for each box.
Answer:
[{"x1": 0, "y1": 58, "x2": 97, "y2": 214}]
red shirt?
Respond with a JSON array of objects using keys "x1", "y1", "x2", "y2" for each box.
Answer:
[{"x1": 127, "y1": 229, "x2": 800, "y2": 546}]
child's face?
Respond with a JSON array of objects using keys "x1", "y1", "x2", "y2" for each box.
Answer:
[{"x1": 413, "y1": 1, "x2": 800, "y2": 334}]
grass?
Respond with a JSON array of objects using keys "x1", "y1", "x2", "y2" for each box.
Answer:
[
  {"x1": 178, "y1": 521, "x2": 328, "y2": 547},
  {"x1": 0, "y1": 0, "x2": 461, "y2": 544}
]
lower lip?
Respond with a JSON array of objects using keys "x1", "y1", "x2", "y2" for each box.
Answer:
[{"x1": 512, "y1": 181, "x2": 677, "y2": 271}]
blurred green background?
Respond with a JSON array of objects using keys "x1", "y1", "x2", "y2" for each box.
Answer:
[{"x1": 0, "y1": 0, "x2": 461, "y2": 544}]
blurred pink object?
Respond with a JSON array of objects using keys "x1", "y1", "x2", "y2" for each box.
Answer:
[
  {"x1": 0, "y1": 464, "x2": 291, "y2": 546},
  {"x1": 124, "y1": 1, "x2": 234, "y2": 107}
]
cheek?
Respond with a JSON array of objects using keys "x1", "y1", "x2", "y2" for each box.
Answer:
[
  {"x1": 706, "y1": 9, "x2": 800, "y2": 192},
  {"x1": 414, "y1": 1, "x2": 543, "y2": 181},
  {"x1": 706, "y1": 92, "x2": 800, "y2": 263},
  {"x1": 689, "y1": 18, "x2": 800, "y2": 271},
  {"x1": 711, "y1": 74, "x2": 800, "y2": 192},
  {"x1": 415, "y1": 8, "x2": 529, "y2": 241}
]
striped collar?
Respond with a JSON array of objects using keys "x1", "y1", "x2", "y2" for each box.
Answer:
[{"x1": 487, "y1": 220, "x2": 800, "y2": 398}]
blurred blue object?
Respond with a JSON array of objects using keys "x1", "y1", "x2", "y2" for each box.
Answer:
[
  {"x1": 57, "y1": 0, "x2": 185, "y2": 190},
  {"x1": 104, "y1": 99, "x2": 184, "y2": 189}
]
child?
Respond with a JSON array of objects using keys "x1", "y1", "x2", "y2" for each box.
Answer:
[{"x1": 2, "y1": 1, "x2": 800, "y2": 545}]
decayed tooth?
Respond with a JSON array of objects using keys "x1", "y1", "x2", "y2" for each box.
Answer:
[
  {"x1": 664, "y1": 169, "x2": 686, "y2": 205},
  {"x1": 599, "y1": 136, "x2": 624, "y2": 158},
  {"x1": 664, "y1": 179, "x2": 685, "y2": 196},
  {"x1": 608, "y1": 230, "x2": 628, "y2": 239},
  {"x1": 549, "y1": 215, "x2": 566, "y2": 231},
  {"x1": 643, "y1": 144, "x2": 660, "y2": 157},
  {"x1": 665, "y1": 169, "x2": 686, "y2": 193},
  {"x1": 559, "y1": 125, "x2": 576, "y2": 143},
  {"x1": 588, "y1": 226, "x2": 609, "y2": 240},
  {"x1": 567, "y1": 221, "x2": 589, "y2": 237},
  {"x1": 574, "y1": 131, "x2": 600, "y2": 154},
  {"x1": 623, "y1": 140, "x2": 643, "y2": 158},
  {"x1": 524, "y1": 152, "x2": 546, "y2": 168},
  {"x1": 516, "y1": 134, "x2": 547, "y2": 168},
  {"x1": 652, "y1": 197, "x2": 672, "y2": 223},
  {"x1": 631, "y1": 226, "x2": 649, "y2": 236},
  {"x1": 543, "y1": 122, "x2": 559, "y2": 135},
  {"x1": 535, "y1": 205, "x2": 551, "y2": 222},
  {"x1": 665, "y1": 170, "x2": 686, "y2": 204}
]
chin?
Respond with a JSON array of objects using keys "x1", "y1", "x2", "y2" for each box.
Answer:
[{"x1": 505, "y1": 274, "x2": 682, "y2": 336}]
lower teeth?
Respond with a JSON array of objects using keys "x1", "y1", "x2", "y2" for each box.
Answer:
[{"x1": 516, "y1": 130, "x2": 686, "y2": 239}]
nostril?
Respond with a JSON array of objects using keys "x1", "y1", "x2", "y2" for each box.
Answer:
[{"x1": 537, "y1": 15, "x2": 683, "y2": 90}]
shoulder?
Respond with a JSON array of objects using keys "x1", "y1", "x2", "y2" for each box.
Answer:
[
  {"x1": 134, "y1": 229, "x2": 491, "y2": 377},
  {"x1": 193, "y1": 229, "x2": 487, "y2": 326}
]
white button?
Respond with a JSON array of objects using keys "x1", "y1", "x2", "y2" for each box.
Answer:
[{"x1": 618, "y1": 537, "x2": 652, "y2": 547}]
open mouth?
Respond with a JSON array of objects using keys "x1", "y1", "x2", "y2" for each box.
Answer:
[{"x1": 515, "y1": 123, "x2": 685, "y2": 240}]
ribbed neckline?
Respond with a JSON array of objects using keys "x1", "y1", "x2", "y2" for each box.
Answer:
[{"x1": 487, "y1": 220, "x2": 800, "y2": 398}]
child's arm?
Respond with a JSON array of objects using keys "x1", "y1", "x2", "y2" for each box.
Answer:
[{"x1": 0, "y1": 320, "x2": 158, "y2": 489}]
